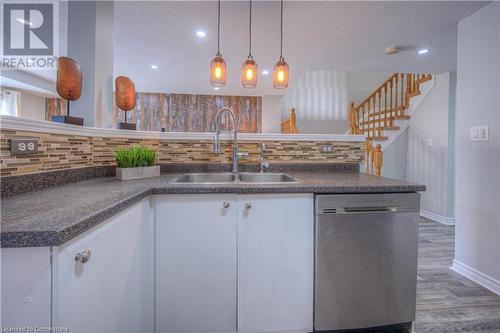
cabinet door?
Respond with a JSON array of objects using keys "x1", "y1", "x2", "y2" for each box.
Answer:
[
  {"x1": 54, "y1": 199, "x2": 154, "y2": 333},
  {"x1": 156, "y1": 195, "x2": 237, "y2": 333},
  {"x1": 1, "y1": 247, "x2": 51, "y2": 328},
  {"x1": 238, "y1": 194, "x2": 314, "y2": 333}
]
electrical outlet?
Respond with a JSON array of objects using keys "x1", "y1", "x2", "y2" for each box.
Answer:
[
  {"x1": 470, "y1": 126, "x2": 489, "y2": 142},
  {"x1": 320, "y1": 145, "x2": 335, "y2": 153},
  {"x1": 11, "y1": 138, "x2": 38, "y2": 156}
]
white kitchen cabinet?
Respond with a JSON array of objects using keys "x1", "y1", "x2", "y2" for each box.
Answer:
[
  {"x1": 1, "y1": 247, "x2": 52, "y2": 328},
  {"x1": 155, "y1": 194, "x2": 314, "y2": 333},
  {"x1": 3, "y1": 193, "x2": 314, "y2": 333},
  {"x1": 237, "y1": 194, "x2": 314, "y2": 333},
  {"x1": 155, "y1": 195, "x2": 238, "y2": 333},
  {"x1": 53, "y1": 198, "x2": 154, "y2": 333}
]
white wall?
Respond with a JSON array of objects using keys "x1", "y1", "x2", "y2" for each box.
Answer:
[
  {"x1": 67, "y1": 1, "x2": 96, "y2": 126},
  {"x1": 406, "y1": 72, "x2": 455, "y2": 220},
  {"x1": 346, "y1": 71, "x2": 391, "y2": 105},
  {"x1": 94, "y1": 1, "x2": 114, "y2": 128},
  {"x1": 262, "y1": 95, "x2": 282, "y2": 133},
  {"x1": 453, "y1": 2, "x2": 500, "y2": 286},
  {"x1": 20, "y1": 92, "x2": 46, "y2": 121},
  {"x1": 67, "y1": 1, "x2": 114, "y2": 128},
  {"x1": 378, "y1": 73, "x2": 456, "y2": 223},
  {"x1": 281, "y1": 70, "x2": 349, "y2": 134},
  {"x1": 381, "y1": 128, "x2": 408, "y2": 180}
]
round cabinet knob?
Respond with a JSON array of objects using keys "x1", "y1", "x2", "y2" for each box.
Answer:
[
  {"x1": 223, "y1": 201, "x2": 230, "y2": 208},
  {"x1": 75, "y1": 250, "x2": 91, "y2": 264},
  {"x1": 245, "y1": 202, "x2": 252, "y2": 210}
]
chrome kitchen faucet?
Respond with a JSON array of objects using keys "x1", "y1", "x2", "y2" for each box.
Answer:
[{"x1": 213, "y1": 107, "x2": 240, "y2": 176}]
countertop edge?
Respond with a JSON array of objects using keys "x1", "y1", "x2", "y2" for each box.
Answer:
[{"x1": 1, "y1": 182, "x2": 425, "y2": 248}]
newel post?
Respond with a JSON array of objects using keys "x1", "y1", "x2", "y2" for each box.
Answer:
[
  {"x1": 373, "y1": 144, "x2": 383, "y2": 176},
  {"x1": 348, "y1": 102, "x2": 361, "y2": 135}
]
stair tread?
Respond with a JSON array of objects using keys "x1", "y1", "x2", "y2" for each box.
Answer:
[
  {"x1": 416, "y1": 76, "x2": 432, "y2": 84},
  {"x1": 367, "y1": 136, "x2": 389, "y2": 141},
  {"x1": 361, "y1": 107, "x2": 407, "y2": 119},
  {"x1": 362, "y1": 125, "x2": 400, "y2": 131},
  {"x1": 359, "y1": 118, "x2": 401, "y2": 125}
]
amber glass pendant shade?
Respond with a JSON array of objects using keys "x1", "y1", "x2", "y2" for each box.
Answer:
[
  {"x1": 210, "y1": 54, "x2": 227, "y2": 87},
  {"x1": 241, "y1": 57, "x2": 258, "y2": 88},
  {"x1": 273, "y1": 57, "x2": 289, "y2": 89},
  {"x1": 210, "y1": 0, "x2": 226, "y2": 87}
]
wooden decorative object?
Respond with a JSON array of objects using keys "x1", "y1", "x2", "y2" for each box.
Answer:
[
  {"x1": 348, "y1": 102, "x2": 361, "y2": 135},
  {"x1": 373, "y1": 144, "x2": 383, "y2": 176},
  {"x1": 52, "y1": 56, "x2": 84, "y2": 126},
  {"x1": 281, "y1": 108, "x2": 298, "y2": 134},
  {"x1": 115, "y1": 76, "x2": 137, "y2": 130}
]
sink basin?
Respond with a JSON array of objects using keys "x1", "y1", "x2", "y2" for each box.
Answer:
[
  {"x1": 170, "y1": 172, "x2": 300, "y2": 184},
  {"x1": 238, "y1": 172, "x2": 300, "y2": 183},
  {"x1": 172, "y1": 173, "x2": 236, "y2": 183}
]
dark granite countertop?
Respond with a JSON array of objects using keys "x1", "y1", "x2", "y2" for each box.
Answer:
[{"x1": 1, "y1": 172, "x2": 425, "y2": 248}]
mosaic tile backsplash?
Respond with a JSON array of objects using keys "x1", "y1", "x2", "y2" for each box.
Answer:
[{"x1": 0, "y1": 129, "x2": 364, "y2": 177}]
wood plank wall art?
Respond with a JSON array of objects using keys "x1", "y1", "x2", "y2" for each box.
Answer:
[
  {"x1": 45, "y1": 93, "x2": 262, "y2": 133},
  {"x1": 112, "y1": 93, "x2": 262, "y2": 133},
  {"x1": 45, "y1": 98, "x2": 67, "y2": 119}
]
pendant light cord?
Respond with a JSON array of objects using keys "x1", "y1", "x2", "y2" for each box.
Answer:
[
  {"x1": 217, "y1": 0, "x2": 221, "y2": 55},
  {"x1": 280, "y1": 0, "x2": 283, "y2": 58},
  {"x1": 248, "y1": 0, "x2": 252, "y2": 57}
]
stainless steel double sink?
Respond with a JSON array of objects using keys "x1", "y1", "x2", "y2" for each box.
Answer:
[{"x1": 170, "y1": 172, "x2": 300, "y2": 184}]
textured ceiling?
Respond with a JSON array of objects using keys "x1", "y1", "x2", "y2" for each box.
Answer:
[{"x1": 114, "y1": 1, "x2": 488, "y2": 96}]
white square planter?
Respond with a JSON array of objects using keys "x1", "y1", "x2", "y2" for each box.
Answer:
[{"x1": 116, "y1": 165, "x2": 160, "y2": 180}]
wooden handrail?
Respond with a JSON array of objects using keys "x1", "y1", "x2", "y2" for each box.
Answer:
[{"x1": 350, "y1": 72, "x2": 432, "y2": 175}]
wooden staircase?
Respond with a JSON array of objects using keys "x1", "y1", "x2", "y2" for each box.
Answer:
[{"x1": 349, "y1": 73, "x2": 433, "y2": 175}]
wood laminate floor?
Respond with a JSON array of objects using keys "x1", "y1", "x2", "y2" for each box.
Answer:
[{"x1": 414, "y1": 217, "x2": 500, "y2": 333}]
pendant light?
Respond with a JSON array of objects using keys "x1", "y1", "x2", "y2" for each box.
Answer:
[
  {"x1": 273, "y1": 0, "x2": 289, "y2": 89},
  {"x1": 210, "y1": 0, "x2": 227, "y2": 87},
  {"x1": 241, "y1": 0, "x2": 258, "y2": 88}
]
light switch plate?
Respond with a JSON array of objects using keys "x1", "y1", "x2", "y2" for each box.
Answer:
[
  {"x1": 11, "y1": 138, "x2": 38, "y2": 156},
  {"x1": 470, "y1": 126, "x2": 489, "y2": 142}
]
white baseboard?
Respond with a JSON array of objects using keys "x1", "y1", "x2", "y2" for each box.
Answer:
[
  {"x1": 451, "y1": 259, "x2": 500, "y2": 296},
  {"x1": 420, "y1": 209, "x2": 455, "y2": 225}
]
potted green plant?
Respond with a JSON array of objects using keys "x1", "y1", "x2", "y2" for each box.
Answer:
[{"x1": 114, "y1": 145, "x2": 160, "y2": 180}]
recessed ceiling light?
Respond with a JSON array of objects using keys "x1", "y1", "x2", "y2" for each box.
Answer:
[
  {"x1": 418, "y1": 48, "x2": 430, "y2": 55},
  {"x1": 262, "y1": 70, "x2": 269, "y2": 75},
  {"x1": 214, "y1": 87, "x2": 220, "y2": 90},
  {"x1": 196, "y1": 30, "x2": 207, "y2": 38},
  {"x1": 151, "y1": 65, "x2": 159, "y2": 69}
]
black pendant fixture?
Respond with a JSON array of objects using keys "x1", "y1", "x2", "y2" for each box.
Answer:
[
  {"x1": 210, "y1": 0, "x2": 227, "y2": 87},
  {"x1": 241, "y1": 0, "x2": 258, "y2": 88},
  {"x1": 273, "y1": 0, "x2": 289, "y2": 89}
]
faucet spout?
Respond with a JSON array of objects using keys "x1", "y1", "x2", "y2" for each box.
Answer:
[{"x1": 215, "y1": 107, "x2": 239, "y2": 175}]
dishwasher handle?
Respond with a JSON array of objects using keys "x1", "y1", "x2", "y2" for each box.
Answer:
[
  {"x1": 320, "y1": 206, "x2": 398, "y2": 214},
  {"x1": 344, "y1": 206, "x2": 397, "y2": 213}
]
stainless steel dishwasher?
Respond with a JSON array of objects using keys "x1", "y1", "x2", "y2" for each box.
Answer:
[{"x1": 314, "y1": 193, "x2": 420, "y2": 332}]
